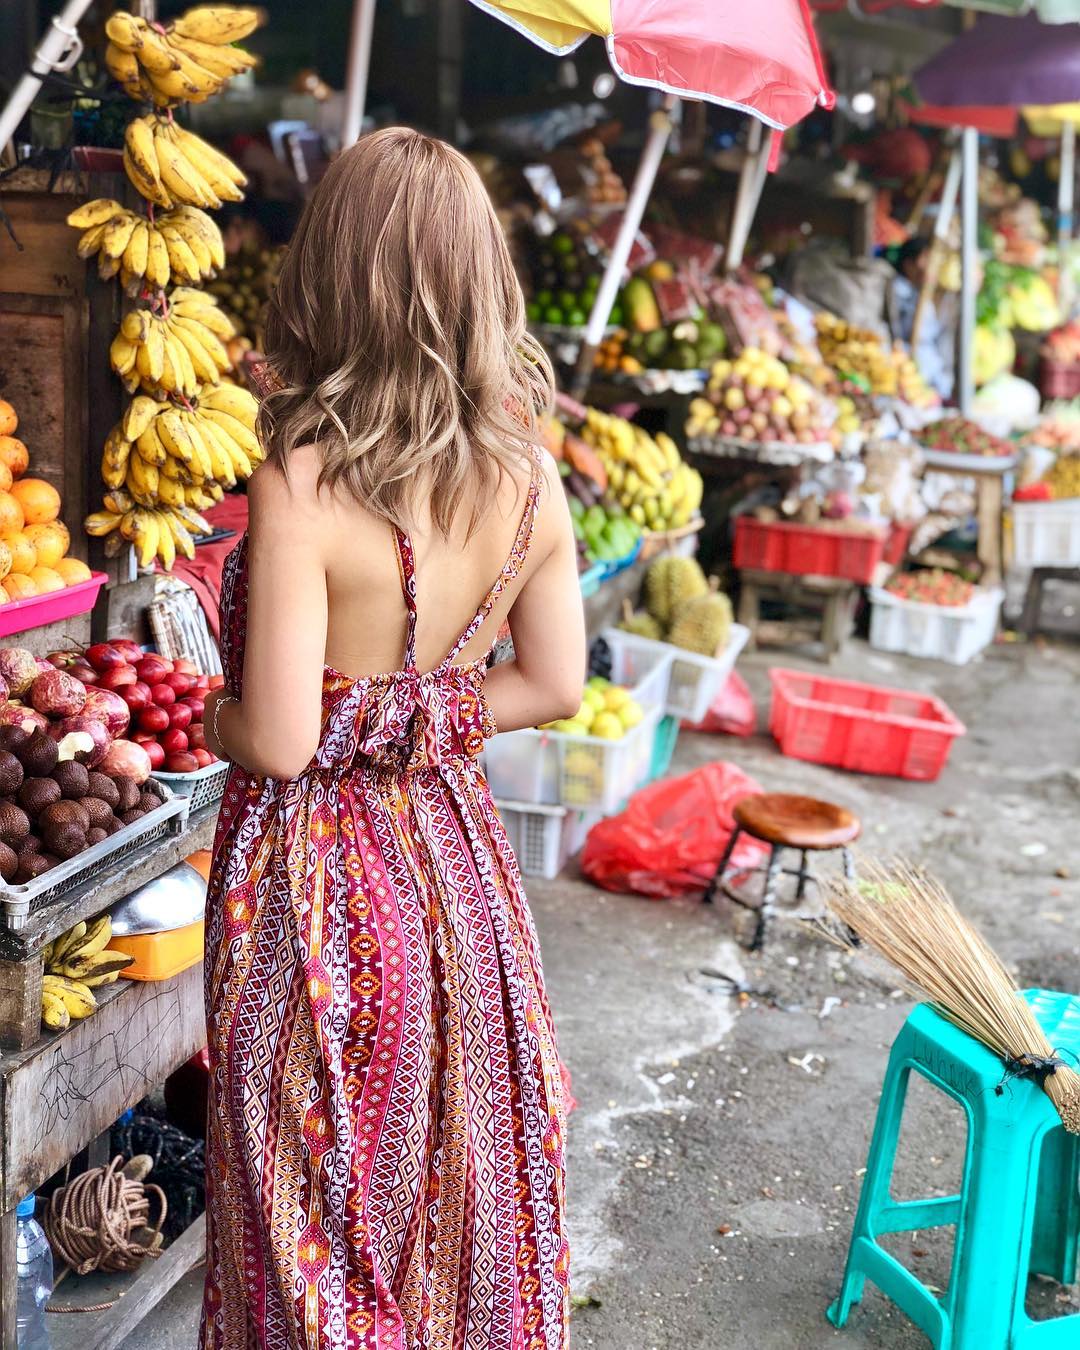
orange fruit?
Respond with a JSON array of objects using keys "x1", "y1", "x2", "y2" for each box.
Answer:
[
  {"x1": 0, "y1": 402, "x2": 16, "y2": 438},
  {"x1": 0, "y1": 541, "x2": 11, "y2": 582},
  {"x1": 54, "y1": 557, "x2": 91, "y2": 586},
  {"x1": 28, "y1": 566, "x2": 64, "y2": 594},
  {"x1": 0, "y1": 465, "x2": 12, "y2": 494},
  {"x1": 0, "y1": 493, "x2": 24, "y2": 538},
  {"x1": 23, "y1": 521, "x2": 68, "y2": 568},
  {"x1": 10, "y1": 478, "x2": 60, "y2": 525},
  {"x1": 2, "y1": 574, "x2": 37, "y2": 603},
  {"x1": 5, "y1": 533, "x2": 36, "y2": 576},
  {"x1": 0, "y1": 436, "x2": 29, "y2": 479}
]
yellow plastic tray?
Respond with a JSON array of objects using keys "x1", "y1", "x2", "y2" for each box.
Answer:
[{"x1": 113, "y1": 919, "x2": 205, "y2": 982}]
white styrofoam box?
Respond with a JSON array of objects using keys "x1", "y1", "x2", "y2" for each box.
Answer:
[
  {"x1": 602, "y1": 623, "x2": 750, "y2": 726},
  {"x1": 868, "y1": 586, "x2": 1004, "y2": 666},
  {"x1": 484, "y1": 728, "x2": 558, "y2": 805},
  {"x1": 1011, "y1": 499, "x2": 1080, "y2": 567}
]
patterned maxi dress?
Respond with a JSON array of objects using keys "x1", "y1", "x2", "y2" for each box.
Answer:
[{"x1": 200, "y1": 473, "x2": 569, "y2": 1350}]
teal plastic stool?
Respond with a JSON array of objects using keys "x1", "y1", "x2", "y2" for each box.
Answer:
[{"x1": 829, "y1": 989, "x2": 1080, "y2": 1349}]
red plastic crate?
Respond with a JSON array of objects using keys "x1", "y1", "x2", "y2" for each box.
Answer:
[
  {"x1": 768, "y1": 667, "x2": 966, "y2": 781},
  {"x1": 733, "y1": 517, "x2": 885, "y2": 583}
]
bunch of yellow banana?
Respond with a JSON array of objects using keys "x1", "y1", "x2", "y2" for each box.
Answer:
[
  {"x1": 66, "y1": 199, "x2": 224, "y2": 292},
  {"x1": 109, "y1": 294, "x2": 235, "y2": 398},
  {"x1": 40, "y1": 916, "x2": 133, "y2": 1031},
  {"x1": 86, "y1": 486, "x2": 221, "y2": 571},
  {"x1": 124, "y1": 114, "x2": 246, "y2": 211},
  {"x1": 105, "y1": 7, "x2": 264, "y2": 108}
]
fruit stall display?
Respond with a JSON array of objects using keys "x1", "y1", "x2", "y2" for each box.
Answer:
[
  {"x1": 578, "y1": 408, "x2": 703, "y2": 535},
  {"x1": 869, "y1": 570, "x2": 1003, "y2": 667},
  {"x1": 592, "y1": 320, "x2": 727, "y2": 381},
  {"x1": 78, "y1": 4, "x2": 266, "y2": 569},
  {"x1": 813, "y1": 313, "x2": 939, "y2": 409},
  {"x1": 919, "y1": 416, "x2": 1014, "y2": 460},
  {"x1": 40, "y1": 913, "x2": 134, "y2": 1031},
  {"x1": 0, "y1": 398, "x2": 104, "y2": 631},
  {"x1": 684, "y1": 349, "x2": 834, "y2": 453},
  {"x1": 206, "y1": 242, "x2": 286, "y2": 350}
]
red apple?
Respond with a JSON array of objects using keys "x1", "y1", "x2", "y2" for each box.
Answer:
[
  {"x1": 182, "y1": 695, "x2": 205, "y2": 721},
  {"x1": 162, "y1": 728, "x2": 189, "y2": 755},
  {"x1": 189, "y1": 724, "x2": 207, "y2": 751},
  {"x1": 168, "y1": 703, "x2": 193, "y2": 731},
  {"x1": 164, "y1": 671, "x2": 194, "y2": 696},
  {"x1": 121, "y1": 681, "x2": 152, "y2": 711},
  {"x1": 47, "y1": 649, "x2": 82, "y2": 670},
  {"x1": 135, "y1": 656, "x2": 170, "y2": 685},
  {"x1": 150, "y1": 683, "x2": 176, "y2": 707},
  {"x1": 111, "y1": 639, "x2": 143, "y2": 663},
  {"x1": 99, "y1": 665, "x2": 137, "y2": 690},
  {"x1": 131, "y1": 729, "x2": 156, "y2": 745},
  {"x1": 208, "y1": 674, "x2": 226, "y2": 690},
  {"x1": 173, "y1": 658, "x2": 197, "y2": 676},
  {"x1": 138, "y1": 705, "x2": 170, "y2": 734},
  {"x1": 165, "y1": 751, "x2": 198, "y2": 773},
  {"x1": 70, "y1": 661, "x2": 98, "y2": 685},
  {"x1": 144, "y1": 740, "x2": 166, "y2": 770},
  {"x1": 195, "y1": 675, "x2": 210, "y2": 693},
  {"x1": 193, "y1": 748, "x2": 215, "y2": 768},
  {"x1": 31, "y1": 669, "x2": 87, "y2": 717},
  {"x1": 85, "y1": 642, "x2": 126, "y2": 674},
  {"x1": 81, "y1": 686, "x2": 131, "y2": 739}
]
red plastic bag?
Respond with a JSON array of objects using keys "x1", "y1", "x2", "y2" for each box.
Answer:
[
  {"x1": 581, "y1": 761, "x2": 767, "y2": 899},
  {"x1": 682, "y1": 672, "x2": 756, "y2": 738}
]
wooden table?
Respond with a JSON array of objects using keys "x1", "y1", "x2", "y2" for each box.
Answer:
[{"x1": 0, "y1": 808, "x2": 218, "y2": 1348}]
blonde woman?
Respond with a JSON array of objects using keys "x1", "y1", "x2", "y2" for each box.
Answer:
[{"x1": 200, "y1": 128, "x2": 583, "y2": 1349}]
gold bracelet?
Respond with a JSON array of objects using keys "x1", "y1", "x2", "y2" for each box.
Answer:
[{"x1": 212, "y1": 694, "x2": 238, "y2": 752}]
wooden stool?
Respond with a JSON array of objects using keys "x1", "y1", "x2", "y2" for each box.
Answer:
[
  {"x1": 704, "y1": 792, "x2": 861, "y2": 949},
  {"x1": 736, "y1": 568, "x2": 857, "y2": 661}
]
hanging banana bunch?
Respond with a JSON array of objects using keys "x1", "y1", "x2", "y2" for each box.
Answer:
[
  {"x1": 66, "y1": 200, "x2": 224, "y2": 292},
  {"x1": 105, "y1": 7, "x2": 264, "y2": 107},
  {"x1": 109, "y1": 292, "x2": 236, "y2": 398},
  {"x1": 124, "y1": 115, "x2": 246, "y2": 210}
]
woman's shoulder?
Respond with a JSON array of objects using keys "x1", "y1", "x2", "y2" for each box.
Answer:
[{"x1": 247, "y1": 446, "x2": 380, "y2": 547}]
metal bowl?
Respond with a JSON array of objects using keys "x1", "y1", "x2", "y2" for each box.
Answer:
[{"x1": 109, "y1": 861, "x2": 207, "y2": 936}]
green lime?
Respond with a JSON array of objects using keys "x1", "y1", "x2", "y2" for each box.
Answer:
[
  {"x1": 558, "y1": 290, "x2": 577, "y2": 312},
  {"x1": 535, "y1": 289, "x2": 553, "y2": 308},
  {"x1": 552, "y1": 233, "x2": 574, "y2": 255},
  {"x1": 568, "y1": 308, "x2": 587, "y2": 326},
  {"x1": 609, "y1": 304, "x2": 623, "y2": 325},
  {"x1": 526, "y1": 301, "x2": 541, "y2": 322},
  {"x1": 544, "y1": 306, "x2": 565, "y2": 325}
]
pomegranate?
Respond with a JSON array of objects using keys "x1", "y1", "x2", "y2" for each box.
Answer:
[
  {"x1": 181, "y1": 695, "x2": 205, "y2": 721},
  {"x1": 121, "y1": 682, "x2": 152, "y2": 711},
  {"x1": 164, "y1": 751, "x2": 198, "y2": 773},
  {"x1": 173, "y1": 658, "x2": 198, "y2": 676},
  {"x1": 189, "y1": 724, "x2": 207, "y2": 751},
  {"x1": 162, "y1": 728, "x2": 189, "y2": 756},
  {"x1": 0, "y1": 676, "x2": 10, "y2": 705},
  {"x1": 138, "y1": 705, "x2": 170, "y2": 734},
  {"x1": 30, "y1": 669, "x2": 87, "y2": 718},
  {"x1": 144, "y1": 740, "x2": 166, "y2": 770},
  {"x1": 135, "y1": 656, "x2": 170, "y2": 684},
  {"x1": 150, "y1": 683, "x2": 176, "y2": 707},
  {"x1": 164, "y1": 671, "x2": 195, "y2": 696},
  {"x1": 98, "y1": 665, "x2": 137, "y2": 690},
  {"x1": 110, "y1": 639, "x2": 143, "y2": 664},
  {"x1": 99, "y1": 738, "x2": 152, "y2": 785},
  {"x1": 193, "y1": 748, "x2": 215, "y2": 768},
  {"x1": 168, "y1": 703, "x2": 193, "y2": 731},
  {"x1": 81, "y1": 686, "x2": 131, "y2": 739},
  {"x1": 0, "y1": 648, "x2": 40, "y2": 697},
  {"x1": 70, "y1": 661, "x2": 98, "y2": 685}
]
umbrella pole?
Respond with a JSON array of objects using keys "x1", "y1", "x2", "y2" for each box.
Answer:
[
  {"x1": 725, "y1": 119, "x2": 770, "y2": 274},
  {"x1": 341, "y1": 0, "x2": 377, "y2": 150},
  {"x1": 911, "y1": 144, "x2": 961, "y2": 353},
  {"x1": 957, "y1": 125, "x2": 979, "y2": 415},
  {"x1": 571, "y1": 96, "x2": 677, "y2": 400},
  {"x1": 1058, "y1": 119, "x2": 1076, "y2": 315}
]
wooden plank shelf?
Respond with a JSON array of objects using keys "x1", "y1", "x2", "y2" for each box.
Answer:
[
  {"x1": 0, "y1": 807, "x2": 217, "y2": 1052},
  {"x1": 46, "y1": 1212, "x2": 206, "y2": 1350}
]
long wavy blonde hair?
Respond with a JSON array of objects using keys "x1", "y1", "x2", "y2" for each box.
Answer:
[{"x1": 258, "y1": 127, "x2": 554, "y2": 535}]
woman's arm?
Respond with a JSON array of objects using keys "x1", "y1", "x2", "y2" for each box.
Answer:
[
  {"x1": 482, "y1": 461, "x2": 586, "y2": 734},
  {"x1": 204, "y1": 459, "x2": 328, "y2": 779}
]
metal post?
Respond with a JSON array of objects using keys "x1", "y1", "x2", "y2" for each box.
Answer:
[
  {"x1": 0, "y1": 0, "x2": 94, "y2": 158},
  {"x1": 571, "y1": 96, "x2": 676, "y2": 397},
  {"x1": 726, "y1": 119, "x2": 768, "y2": 273},
  {"x1": 342, "y1": 0, "x2": 377, "y2": 150},
  {"x1": 957, "y1": 125, "x2": 979, "y2": 416},
  {"x1": 911, "y1": 143, "x2": 961, "y2": 352},
  {"x1": 1059, "y1": 119, "x2": 1076, "y2": 315}
]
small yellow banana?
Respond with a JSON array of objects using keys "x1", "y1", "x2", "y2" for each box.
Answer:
[{"x1": 66, "y1": 198, "x2": 124, "y2": 229}]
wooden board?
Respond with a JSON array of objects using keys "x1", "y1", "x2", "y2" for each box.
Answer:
[
  {"x1": 47, "y1": 1212, "x2": 207, "y2": 1350},
  {"x1": 0, "y1": 961, "x2": 205, "y2": 1209}
]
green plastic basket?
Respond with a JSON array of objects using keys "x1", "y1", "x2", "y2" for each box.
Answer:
[{"x1": 648, "y1": 714, "x2": 679, "y2": 784}]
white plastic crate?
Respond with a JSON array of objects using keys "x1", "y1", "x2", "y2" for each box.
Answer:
[
  {"x1": 494, "y1": 800, "x2": 600, "y2": 879},
  {"x1": 868, "y1": 585, "x2": 1003, "y2": 666},
  {"x1": 1011, "y1": 499, "x2": 1080, "y2": 567},
  {"x1": 602, "y1": 623, "x2": 750, "y2": 725}
]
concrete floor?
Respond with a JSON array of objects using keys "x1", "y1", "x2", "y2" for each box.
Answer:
[{"x1": 115, "y1": 632, "x2": 1080, "y2": 1349}]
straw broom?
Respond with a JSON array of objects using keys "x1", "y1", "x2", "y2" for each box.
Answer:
[{"x1": 824, "y1": 858, "x2": 1080, "y2": 1135}]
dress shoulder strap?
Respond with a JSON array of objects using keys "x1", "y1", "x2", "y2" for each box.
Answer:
[
  {"x1": 442, "y1": 453, "x2": 543, "y2": 668},
  {"x1": 394, "y1": 528, "x2": 419, "y2": 672}
]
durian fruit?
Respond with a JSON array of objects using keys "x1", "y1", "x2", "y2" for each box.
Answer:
[
  {"x1": 644, "y1": 555, "x2": 709, "y2": 628},
  {"x1": 618, "y1": 602, "x2": 664, "y2": 642},
  {"x1": 668, "y1": 589, "x2": 733, "y2": 657}
]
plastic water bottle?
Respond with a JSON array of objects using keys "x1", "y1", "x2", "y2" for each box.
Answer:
[{"x1": 15, "y1": 1195, "x2": 52, "y2": 1348}]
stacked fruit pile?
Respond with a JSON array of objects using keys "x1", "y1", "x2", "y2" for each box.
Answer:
[
  {"x1": 539, "y1": 677, "x2": 643, "y2": 740},
  {"x1": 0, "y1": 398, "x2": 94, "y2": 605},
  {"x1": 206, "y1": 243, "x2": 284, "y2": 348},
  {"x1": 594, "y1": 320, "x2": 727, "y2": 377},
  {"x1": 40, "y1": 915, "x2": 135, "y2": 1032},
  {"x1": 580, "y1": 410, "x2": 703, "y2": 531},
  {"x1": 620, "y1": 557, "x2": 733, "y2": 657},
  {"x1": 921, "y1": 416, "x2": 1013, "y2": 458},
  {"x1": 45, "y1": 642, "x2": 220, "y2": 774},
  {"x1": 814, "y1": 313, "x2": 938, "y2": 408},
  {"x1": 686, "y1": 350, "x2": 832, "y2": 447},
  {"x1": 77, "y1": 4, "x2": 266, "y2": 570},
  {"x1": 578, "y1": 137, "x2": 626, "y2": 207},
  {"x1": 885, "y1": 569, "x2": 974, "y2": 607}
]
